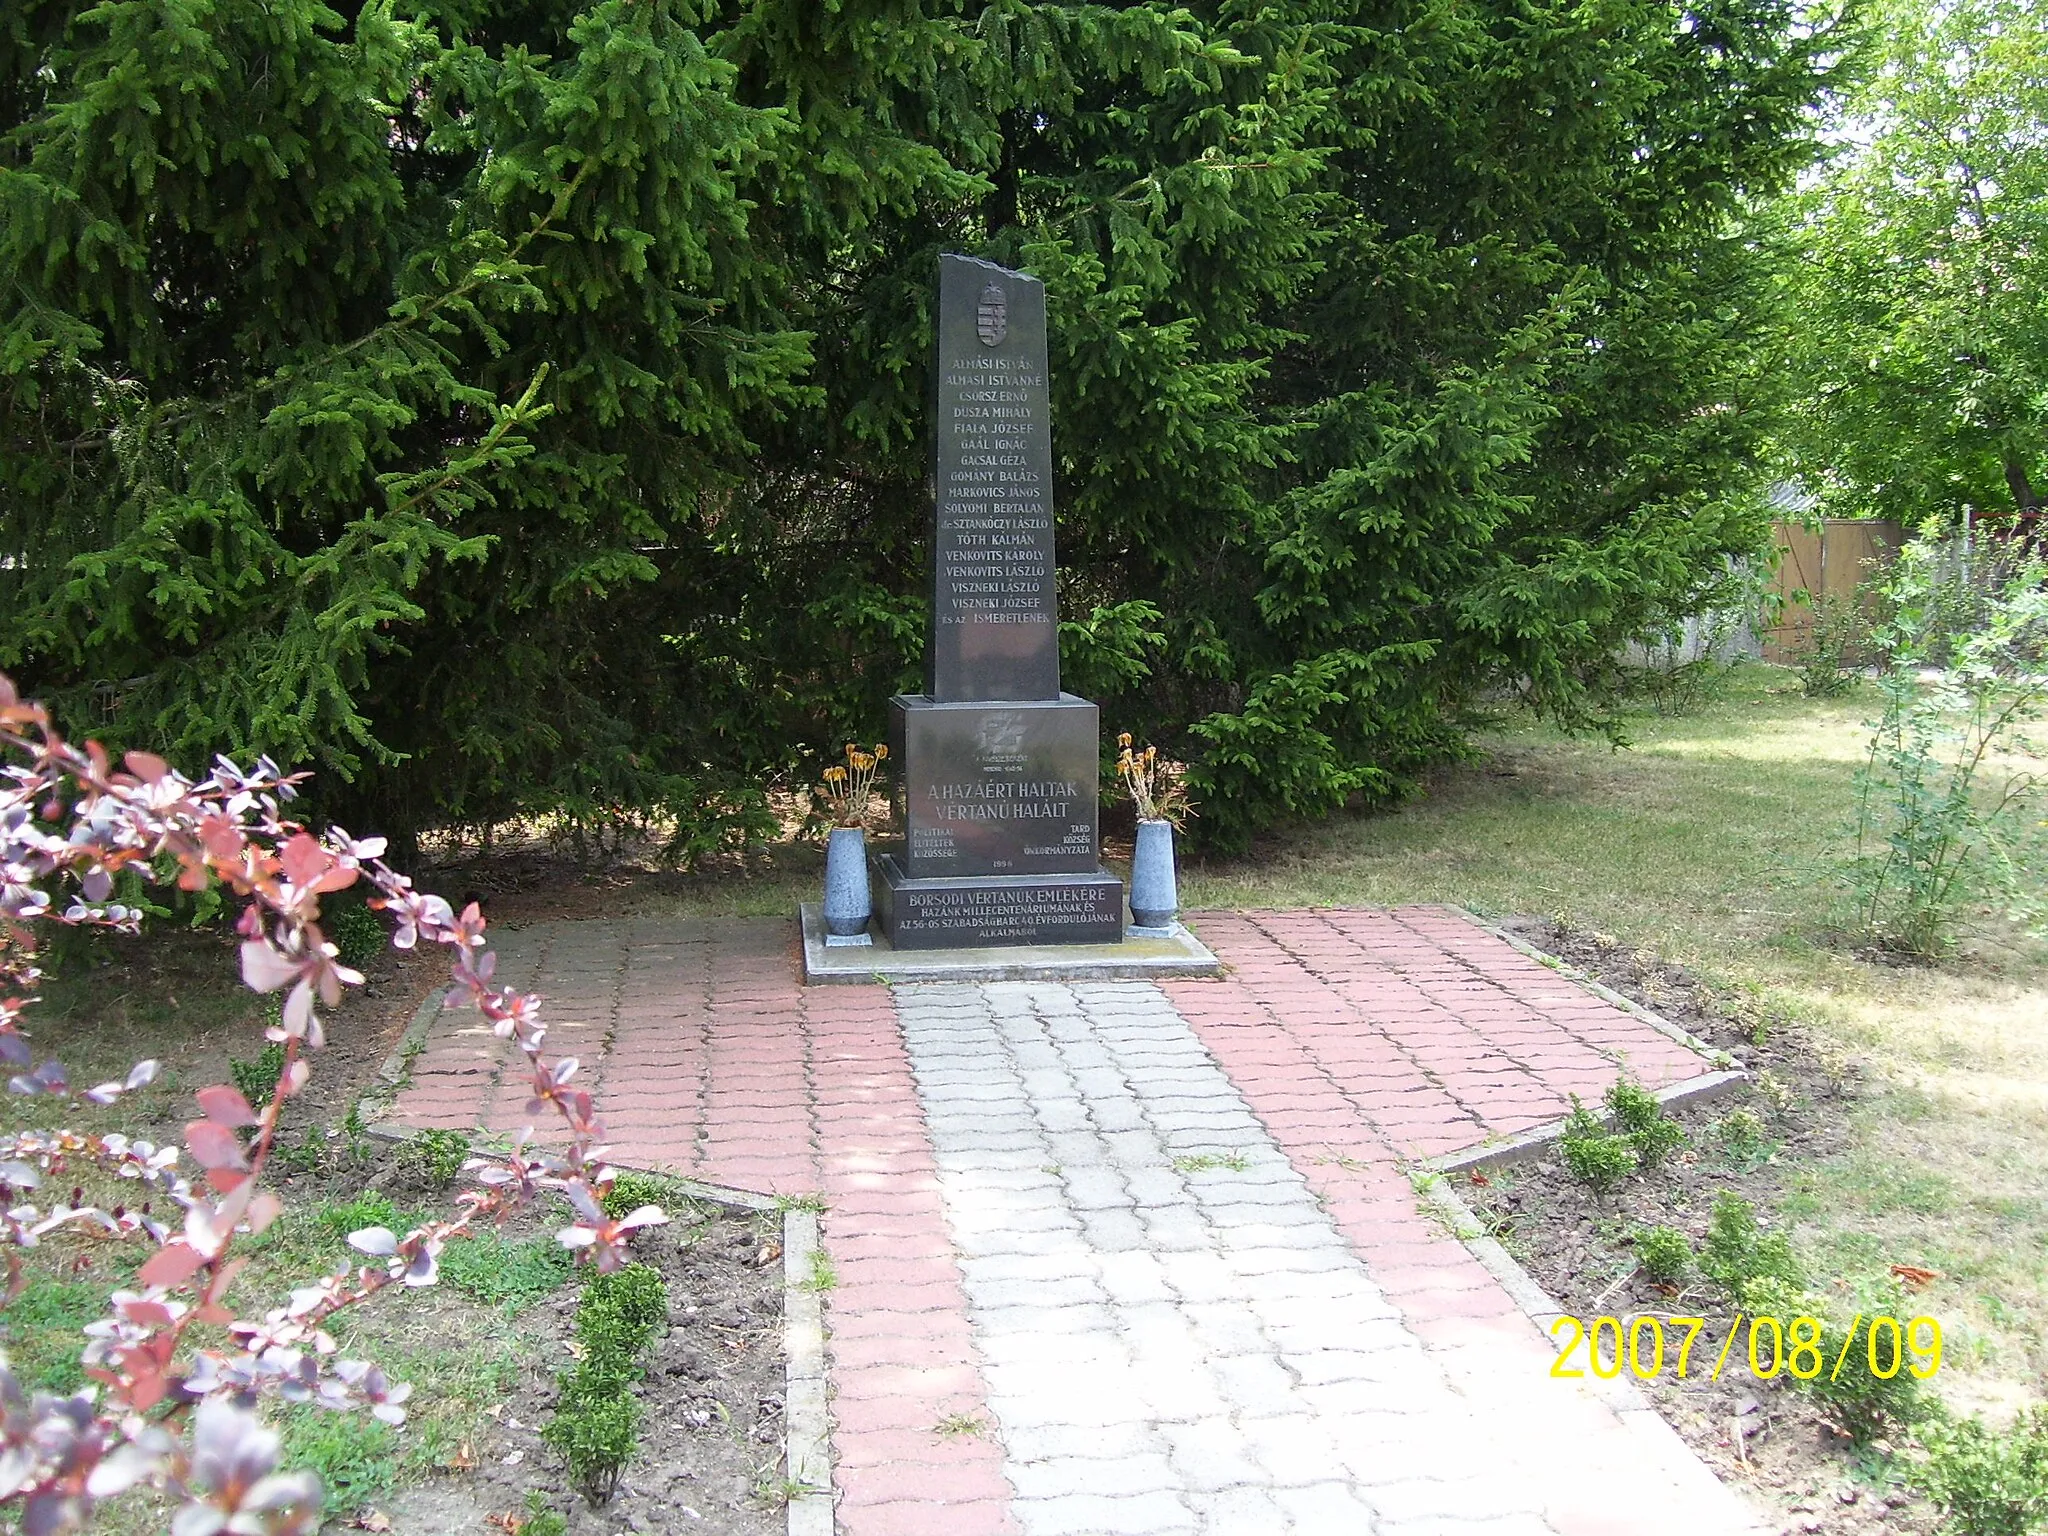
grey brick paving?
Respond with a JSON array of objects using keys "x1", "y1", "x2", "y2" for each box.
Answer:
[
  {"x1": 887, "y1": 976, "x2": 1772, "y2": 1536},
  {"x1": 894, "y1": 980, "x2": 1536, "y2": 1536}
]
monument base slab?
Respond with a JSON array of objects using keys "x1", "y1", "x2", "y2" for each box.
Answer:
[{"x1": 798, "y1": 904, "x2": 1220, "y2": 985}]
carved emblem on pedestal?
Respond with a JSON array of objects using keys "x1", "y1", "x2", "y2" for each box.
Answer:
[
  {"x1": 975, "y1": 710, "x2": 1026, "y2": 760},
  {"x1": 976, "y1": 283, "x2": 1008, "y2": 348}
]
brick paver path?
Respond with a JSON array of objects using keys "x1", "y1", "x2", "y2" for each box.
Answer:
[{"x1": 388, "y1": 908, "x2": 1759, "y2": 1536}]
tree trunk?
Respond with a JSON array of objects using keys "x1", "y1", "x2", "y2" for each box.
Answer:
[
  {"x1": 984, "y1": 112, "x2": 1019, "y2": 234},
  {"x1": 2004, "y1": 453, "x2": 2040, "y2": 516}
]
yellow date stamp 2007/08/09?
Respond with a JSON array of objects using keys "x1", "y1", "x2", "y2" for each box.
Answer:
[{"x1": 1549, "y1": 1313, "x2": 1944, "y2": 1384}]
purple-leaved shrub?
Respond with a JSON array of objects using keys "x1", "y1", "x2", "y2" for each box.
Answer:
[{"x1": 0, "y1": 672, "x2": 666, "y2": 1533}]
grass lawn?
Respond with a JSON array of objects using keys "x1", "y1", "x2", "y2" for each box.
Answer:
[
  {"x1": 0, "y1": 1161, "x2": 572, "y2": 1533},
  {"x1": 0, "y1": 935, "x2": 571, "y2": 1528},
  {"x1": 1178, "y1": 661, "x2": 2048, "y2": 1418}
]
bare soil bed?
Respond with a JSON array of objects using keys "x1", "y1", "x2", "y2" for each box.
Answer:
[
  {"x1": 1469, "y1": 919, "x2": 1938, "y2": 1536},
  {"x1": 300, "y1": 949, "x2": 791, "y2": 1534}
]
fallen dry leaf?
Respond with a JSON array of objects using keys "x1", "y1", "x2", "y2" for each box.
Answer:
[
  {"x1": 353, "y1": 1514, "x2": 393, "y2": 1533},
  {"x1": 1890, "y1": 1264, "x2": 1940, "y2": 1287},
  {"x1": 485, "y1": 1512, "x2": 524, "y2": 1535},
  {"x1": 755, "y1": 1242, "x2": 783, "y2": 1267}
]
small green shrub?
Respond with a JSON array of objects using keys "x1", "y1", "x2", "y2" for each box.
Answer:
[
  {"x1": 579, "y1": 1263, "x2": 668, "y2": 1362},
  {"x1": 1715, "y1": 1107, "x2": 1775, "y2": 1165},
  {"x1": 1699, "y1": 1192, "x2": 1804, "y2": 1299},
  {"x1": 1915, "y1": 1407, "x2": 2048, "y2": 1536},
  {"x1": 1841, "y1": 549, "x2": 2048, "y2": 958},
  {"x1": 326, "y1": 899, "x2": 387, "y2": 970},
  {"x1": 441, "y1": 1230, "x2": 578, "y2": 1312},
  {"x1": 599, "y1": 1170, "x2": 678, "y2": 1221},
  {"x1": 1561, "y1": 1096, "x2": 1601, "y2": 1141},
  {"x1": 585, "y1": 1262, "x2": 668, "y2": 1331},
  {"x1": 1560, "y1": 1096, "x2": 1637, "y2": 1200},
  {"x1": 1801, "y1": 1307, "x2": 1925, "y2": 1447},
  {"x1": 556, "y1": 1358, "x2": 627, "y2": 1408},
  {"x1": 339, "y1": 1100, "x2": 374, "y2": 1165},
  {"x1": 1795, "y1": 589, "x2": 1866, "y2": 699},
  {"x1": 1604, "y1": 1078, "x2": 1660, "y2": 1136},
  {"x1": 1620, "y1": 650, "x2": 1739, "y2": 717},
  {"x1": 1729, "y1": 1274, "x2": 1921, "y2": 1446},
  {"x1": 1605, "y1": 1078, "x2": 1686, "y2": 1170},
  {"x1": 1751, "y1": 1069, "x2": 1798, "y2": 1114},
  {"x1": 543, "y1": 1392, "x2": 641, "y2": 1504},
  {"x1": 1634, "y1": 1225, "x2": 1692, "y2": 1285},
  {"x1": 520, "y1": 1493, "x2": 568, "y2": 1536},
  {"x1": 229, "y1": 1042, "x2": 286, "y2": 1109},
  {"x1": 402, "y1": 1128, "x2": 471, "y2": 1187},
  {"x1": 544, "y1": 1262, "x2": 668, "y2": 1502},
  {"x1": 1562, "y1": 1134, "x2": 1637, "y2": 1199},
  {"x1": 1630, "y1": 1116, "x2": 1686, "y2": 1170},
  {"x1": 280, "y1": 1405, "x2": 398, "y2": 1514}
]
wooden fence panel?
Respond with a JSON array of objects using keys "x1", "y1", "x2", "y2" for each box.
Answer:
[{"x1": 1761, "y1": 519, "x2": 1903, "y2": 664}]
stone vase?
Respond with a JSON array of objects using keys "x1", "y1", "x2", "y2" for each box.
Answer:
[
  {"x1": 823, "y1": 826, "x2": 872, "y2": 937},
  {"x1": 1130, "y1": 818, "x2": 1179, "y2": 930}
]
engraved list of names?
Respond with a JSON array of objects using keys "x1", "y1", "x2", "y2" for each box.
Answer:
[{"x1": 928, "y1": 254, "x2": 1061, "y2": 702}]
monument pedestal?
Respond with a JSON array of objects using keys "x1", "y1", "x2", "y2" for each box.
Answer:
[
  {"x1": 800, "y1": 901, "x2": 1217, "y2": 983},
  {"x1": 879, "y1": 691, "x2": 1124, "y2": 948}
]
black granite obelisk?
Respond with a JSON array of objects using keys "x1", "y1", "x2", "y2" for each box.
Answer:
[{"x1": 872, "y1": 255, "x2": 1125, "y2": 948}]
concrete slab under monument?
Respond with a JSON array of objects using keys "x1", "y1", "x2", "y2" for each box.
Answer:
[{"x1": 798, "y1": 903, "x2": 1219, "y2": 984}]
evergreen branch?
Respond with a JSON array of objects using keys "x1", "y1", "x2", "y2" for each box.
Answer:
[
  {"x1": 376, "y1": 366, "x2": 554, "y2": 526},
  {"x1": 45, "y1": 162, "x2": 595, "y2": 455}
]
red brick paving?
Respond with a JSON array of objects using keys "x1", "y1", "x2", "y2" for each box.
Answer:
[
  {"x1": 1170, "y1": 906, "x2": 1709, "y2": 1160},
  {"x1": 1166, "y1": 905, "x2": 1735, "y2": 1536}
]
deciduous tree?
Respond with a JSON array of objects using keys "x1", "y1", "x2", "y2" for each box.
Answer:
[{"x1": 1775, "y1": 0, "x2": 2048, "y2": 531}]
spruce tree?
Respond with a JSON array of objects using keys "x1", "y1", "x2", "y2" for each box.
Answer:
[{"x1": 2, "y1": 0, "x2": 1850, "y2": 857}]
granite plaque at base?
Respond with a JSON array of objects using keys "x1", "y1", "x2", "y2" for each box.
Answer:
[{"x1": 873, "y1": 854, "x2": 1124, "y2": 948}]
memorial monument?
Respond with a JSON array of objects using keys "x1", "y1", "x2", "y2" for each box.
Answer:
[{"x1": 871, "y1": 254, "x2": 1126, "y2": 948}]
